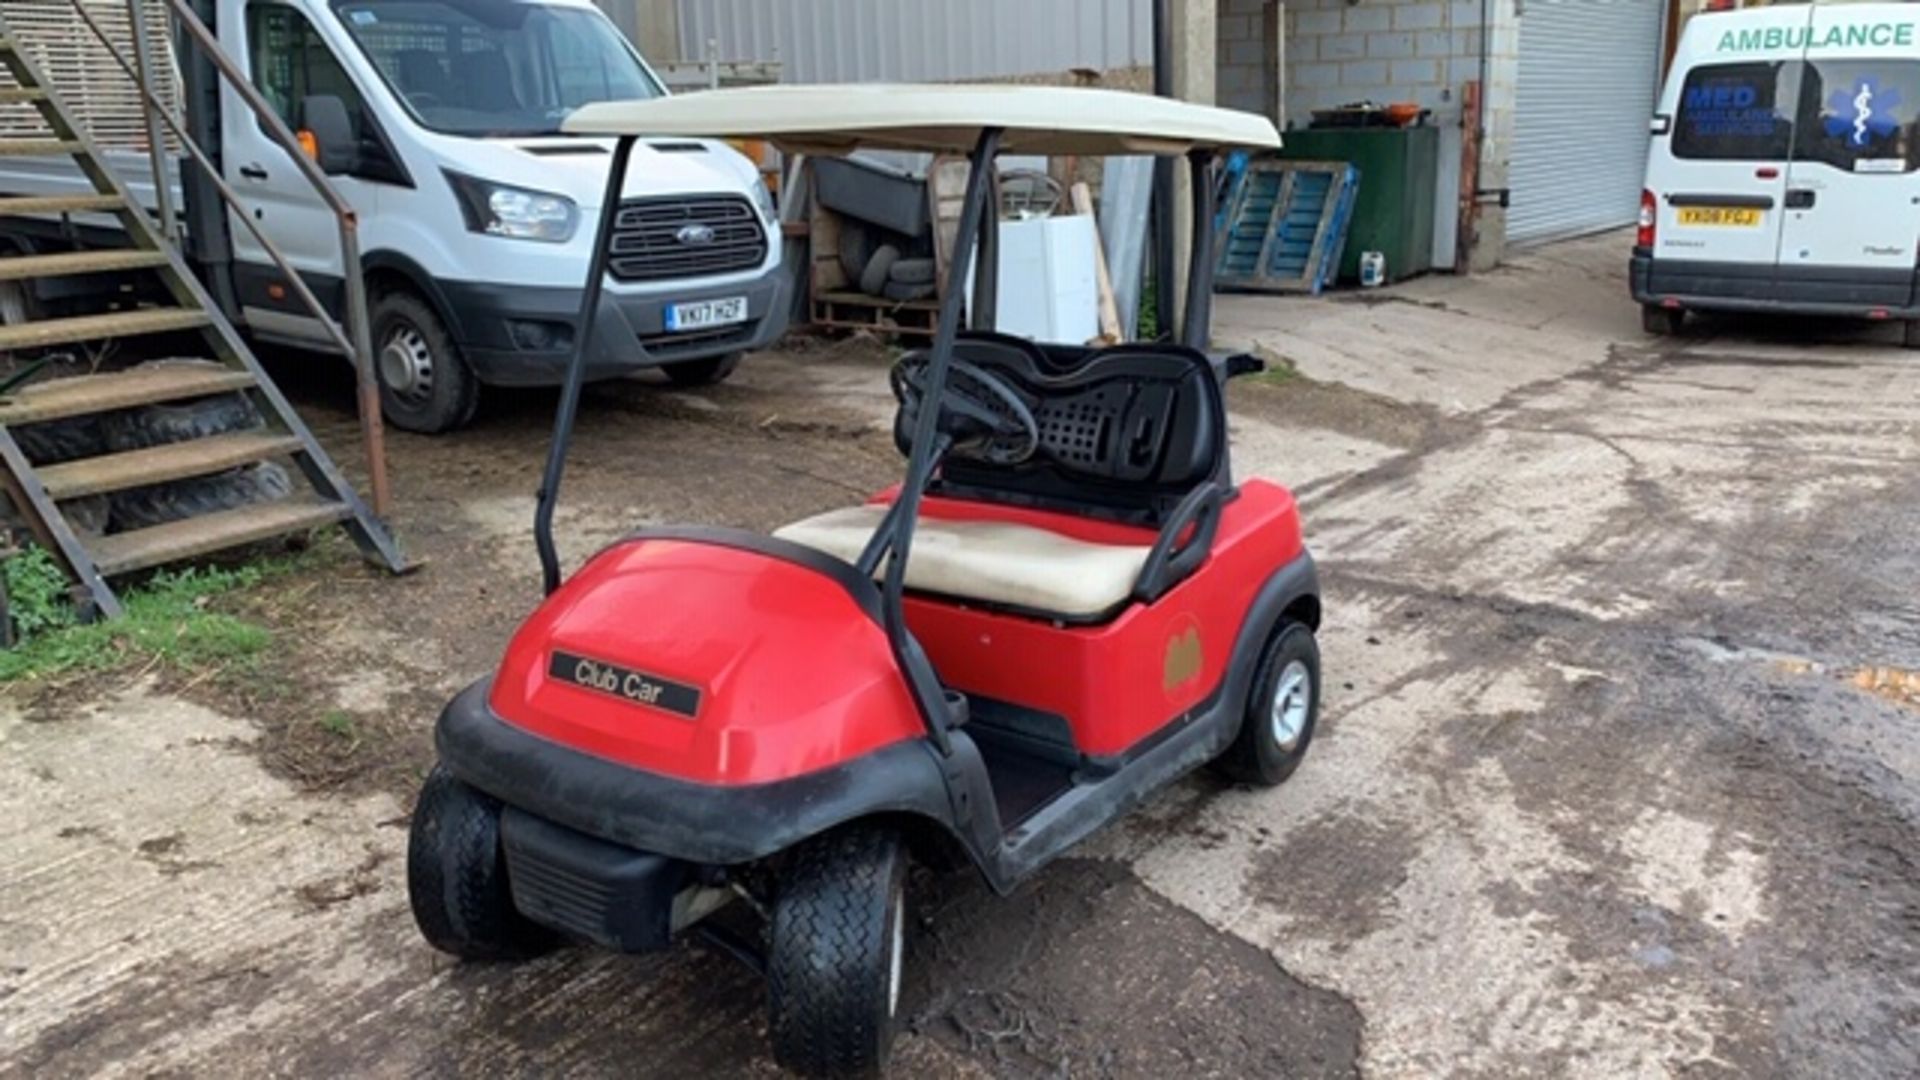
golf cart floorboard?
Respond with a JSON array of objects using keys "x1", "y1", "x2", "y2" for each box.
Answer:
[{"x1": 974, "y1": 738, "x2": 1077, "y2": 832}]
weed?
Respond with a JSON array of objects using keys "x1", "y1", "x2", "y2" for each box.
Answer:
[
  {"x1": 319, "y1": 710, "x2": 359, "y2": 741},
  {"x1": 0, "y1": 555, "x2": 296, "y2": 684},
  {"x1": 4, "y1": 546, "x2": 77, "y2": 639}
]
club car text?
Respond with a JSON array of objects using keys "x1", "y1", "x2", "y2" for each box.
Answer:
[{"x1": 550, "y1": 651, "x2": 702, "y2": 718}]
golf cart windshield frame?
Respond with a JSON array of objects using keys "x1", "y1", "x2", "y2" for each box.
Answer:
[{"x1": 534, "y1": 126, "x2": 1223, "y2": 750}]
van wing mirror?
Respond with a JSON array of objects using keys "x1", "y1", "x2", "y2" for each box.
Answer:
[
  {"x1": 1649, "y1": 113, "x2": 1672, "y2": 136},
  {"x1": 300, "y1": 95, "x2": 359, "y2": 176}
]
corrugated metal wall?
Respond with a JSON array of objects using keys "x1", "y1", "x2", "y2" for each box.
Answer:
[{"x1": 676, "y1": 0, "x2": 1150, "y2": 83}]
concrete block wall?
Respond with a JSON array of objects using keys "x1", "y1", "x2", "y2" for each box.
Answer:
[
  {"x1": 1217, "y1": 0, "x2": 1275, "y2": 114},
  {"x1": 1216, "y1": 0, "x2": 1523, "y2": 270},
  {"x1": 1275, "y1": 0, "x2": 1488, "y2": 128}
]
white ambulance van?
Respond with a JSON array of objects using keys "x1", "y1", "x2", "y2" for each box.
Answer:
[{"x1": 1634, "y1": 3, "x2": 1920, "y2": 344}]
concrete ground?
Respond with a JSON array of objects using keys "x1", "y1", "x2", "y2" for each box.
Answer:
[{"x1": 3, "y1": 232, "x2": 1917, "y2": 1077}]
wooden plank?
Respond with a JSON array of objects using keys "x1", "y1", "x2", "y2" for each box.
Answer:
[
  {"x1": 1071, "y1": 182, "x2": 1124, "y2": 345},
  {"x1": 37, "y1": 432, "x2": 301, "y2": 499},
  {"x1": 0, "y1": 308, "x2": 214, "y2": 356},
  {"x1": 90, "y1": 497, "x2": 350, "y2": 576},
  {"x1": 0, "y1": 249, "x2": 167, "y2": 281},
  {"x1": 0, "y1": 361, "x2": 251, "y2": 425},
  {"x1": 0, "y1": 193, "x2": 125, "y2": 216},
  {"x1": 0, "y1": 138, "x2": 81, "y2": 157}
]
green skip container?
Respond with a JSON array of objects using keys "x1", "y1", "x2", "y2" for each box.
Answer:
[{"x1": 1278, "y1": 125, "x2": 1439, "y2": 285}]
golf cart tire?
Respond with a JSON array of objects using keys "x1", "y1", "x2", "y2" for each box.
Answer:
[
  {"x1": 662, "y1": 352, "x2": 742, "y2": 388},
  {"x1": 373, "y1": 289, "x2": 480, "y2": 435},
  {"x1": 12, "y1": 415, "x2": 107, "y2": 466},
  {"x1": 407, "y1": 765, "x2": 555, "y2": 962},
  {"x1": 768, "y1": 825, "x2": 908, "y2": 1078},
  {"x1": 1211, "y1": 621, "x2": 1320, "y2": 787},
  {"x1": 102, "y1": 367, "x2": 264, "y2": 451},
  {"x1": 1641, "y1": 304, "x2": 1684, "y2": 337},
  {"x1": 108, "y1": 462, "x2": 292, "y2": 532}
]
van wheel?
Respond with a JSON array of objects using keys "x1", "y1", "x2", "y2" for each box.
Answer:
[
  {"x1": 1642, "y1": 304, "x2": 1685, "y2": 336},
  {"x1": 662, "y1": 352, "x2": 741, "y2": 387},
  {"x1": 373, "y1": 290, "x2": 480, "y2": 434},
  {"x1": 1902, "y1": 320, "x2": 1920, "y2": 349},
  {"x1": 1211, "y1": 621, "x2": 1320, "y2": 787},
  {"x1": 767, "y1": 826, "x2": 908, "y2": 1078}
]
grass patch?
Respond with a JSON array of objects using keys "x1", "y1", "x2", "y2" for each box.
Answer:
[{"x1": 0, "y1": 550, "x2": 308, "y2": 684}]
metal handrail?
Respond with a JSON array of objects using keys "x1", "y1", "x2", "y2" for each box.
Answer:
[{"x1": 56, "y1": 0, "x2": 390, "y2": 517}]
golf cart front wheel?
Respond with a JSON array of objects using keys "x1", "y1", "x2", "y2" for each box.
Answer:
[
  {"x1": 767, "y1": 826, "x2": 908, "y2": 1078},
  {"x1": 406, "y1": 765, "x2": 553, "y2": 961},
  {"x1": 1212, "y1": 621, "x2": 1320, "y2": 787}
]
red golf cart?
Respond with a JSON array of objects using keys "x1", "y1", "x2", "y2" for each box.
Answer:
[{"x1": 408, "y1": 84, "x2": 1318, "y2": 1077}]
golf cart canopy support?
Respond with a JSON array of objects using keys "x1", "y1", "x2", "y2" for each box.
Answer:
[{"x1": 536, "y1": 85, "x2": 1283, "y2": 748}]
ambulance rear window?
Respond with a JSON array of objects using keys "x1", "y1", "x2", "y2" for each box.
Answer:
[
  {"x1": 1673, "y1": 62, "x2": 1798, "y2": 161},
  {"x1": 1794, "y1": 60, "x2": 1920, "y2": 174}
]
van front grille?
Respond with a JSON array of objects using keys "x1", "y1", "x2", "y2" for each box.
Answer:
[{"x1": 606, "y1": 196, "x2": 768, "y2": 283}]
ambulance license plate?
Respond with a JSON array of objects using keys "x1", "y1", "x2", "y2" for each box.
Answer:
[
  {"x1": 665, "y1": 296, "x2": 748, "y2": 332},
  {"x1": 1677, "y1": 207, "x2": 1762, "y2": 227}
]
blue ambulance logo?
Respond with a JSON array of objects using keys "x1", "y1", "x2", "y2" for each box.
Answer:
[{"x1": 1826, "y1": 77, "x2": 1902, "y2": 147}]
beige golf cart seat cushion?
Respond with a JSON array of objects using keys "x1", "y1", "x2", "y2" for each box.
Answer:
[{"x1": 773, "y1": 505, "x2": 1152, "y2": 620}]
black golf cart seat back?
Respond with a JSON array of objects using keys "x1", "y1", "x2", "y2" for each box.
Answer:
[{"x1": 894, "y1": 332, "x2": 1232, "y2": 527}]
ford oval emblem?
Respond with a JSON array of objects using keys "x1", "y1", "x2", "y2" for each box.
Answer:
[{"x1": 676, "y1": 224, "x2": 717, "y2": 246}]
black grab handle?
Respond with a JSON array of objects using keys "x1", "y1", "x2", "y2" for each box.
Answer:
[{"x1": 1133, "y1": 482, "x2": 1224, "y2": 603}]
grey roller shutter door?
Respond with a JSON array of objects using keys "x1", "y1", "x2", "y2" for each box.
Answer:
[{"x1": 1508, "y1": 0, "x2": 1665, "y2": 246}]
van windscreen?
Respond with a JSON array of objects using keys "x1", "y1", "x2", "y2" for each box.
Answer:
[
  {"x1": 1672, "y1": 62, "x2": 1798, "y2": 161},
  {"x1": 333, "y1": 0, "x2": 663, "y2": 137}
]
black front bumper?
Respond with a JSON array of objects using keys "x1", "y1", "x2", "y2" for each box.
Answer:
[
  {"x1": 436, "y1": 681, "x2": 964, "y2": 866},
  {"x1": 438, "y1": 268, "x2": 793, "y2": 388},
  {"x1": 1631, "y1": 248, "x2": 1920, "y2": 317},
  {"x1": 500, "y1": 807, "x2": 687, "y2": 952}
]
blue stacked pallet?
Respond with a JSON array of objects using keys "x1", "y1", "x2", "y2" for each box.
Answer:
[{"x1": 1213, "y1": 161, "x2": 1361, "y2": 295}]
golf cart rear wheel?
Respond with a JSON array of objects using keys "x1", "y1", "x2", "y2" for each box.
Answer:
[
  {"x1": 767, "y1": 826, "x2": 908, "y2": 1078},
  {"x1": 406, "y1": 765, "x2": 553, "y2": 962},
  {"x1": 662, "y1": 352, "x2": 741, "y2": 388},
  {"x1": 1212, "y1": 621, "x2": 1320, "y2": 787}
]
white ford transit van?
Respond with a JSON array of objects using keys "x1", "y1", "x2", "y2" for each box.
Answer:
[
  {"x1": 1634, "y1": 3, "x2": 1920, "y2": 345},
  {"x1": 0, "y1": 0, "x2": 787, "y2": 432}
]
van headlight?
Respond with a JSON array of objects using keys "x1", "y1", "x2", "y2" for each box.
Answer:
[
  {"x1": 445, "y1": 171, "x2": 579, "y2": 243},
  {"x1": 751, "y1": 176, "x2": 777, "y2": 224}
]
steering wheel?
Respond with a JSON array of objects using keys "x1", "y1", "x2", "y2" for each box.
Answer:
[{"x1": 890, "y1": 356, "x2": 1040, "y2": 465}]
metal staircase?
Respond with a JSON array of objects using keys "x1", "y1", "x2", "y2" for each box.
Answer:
[{"x1": 0, "y1": 21, "x2": 405, "y2": 619}]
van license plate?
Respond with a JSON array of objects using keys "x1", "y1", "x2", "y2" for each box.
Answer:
[
  {"x1": 665, "y1": 297, "x2": 748, "y2": 332},
  {"x1": 1677, "y1": 207, "x2": 1762, "y2": 227}
]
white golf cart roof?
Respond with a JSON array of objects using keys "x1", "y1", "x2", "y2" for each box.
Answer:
[{"x1": 563, "y1": 83, "x2": 1282, "y2": 156}]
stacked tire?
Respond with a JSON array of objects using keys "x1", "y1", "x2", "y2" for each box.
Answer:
[
  {"x1": 0, "y1": 360, "x2": 292, "y2": 543},
  {"x1": 98, "y1": 361, "x2": 292, "y2": 533},
  {"x1": 1, "y1": 389, "x2": 110, "y2": 543},
  {"x1": 839, "y1": 220, "x2": 938, "y2": 304}
]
